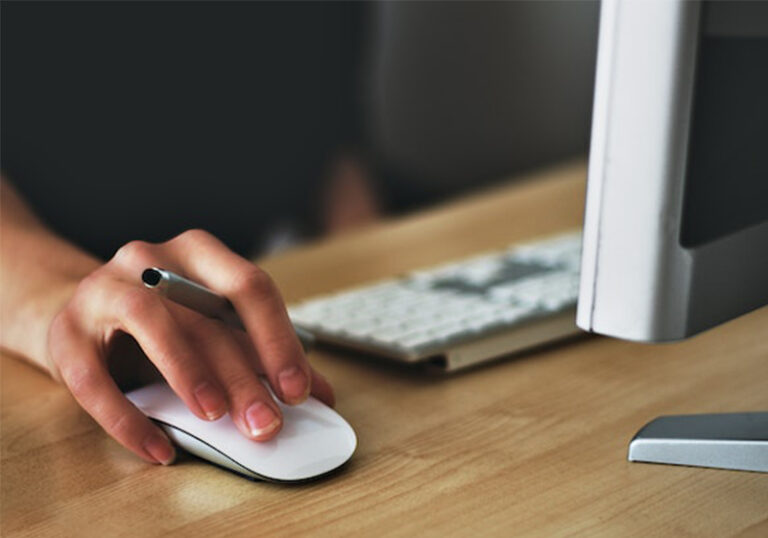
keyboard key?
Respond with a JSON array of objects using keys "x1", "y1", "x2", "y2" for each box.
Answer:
[{"x1": 289, "y1": 231, "x2": 582, "y2": 360}]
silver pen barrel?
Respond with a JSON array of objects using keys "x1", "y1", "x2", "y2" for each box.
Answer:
[{"x1": 142, "y1": 267, "x2": 314, "y2": 351}]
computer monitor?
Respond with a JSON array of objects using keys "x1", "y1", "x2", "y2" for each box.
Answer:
[{"x1": 577, "y1": 0, "x2": 768, "y2": 472}]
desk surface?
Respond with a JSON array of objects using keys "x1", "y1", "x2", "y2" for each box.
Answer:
[{"x1": 2, "y1": 163, "x2": 767, "y2": 537}]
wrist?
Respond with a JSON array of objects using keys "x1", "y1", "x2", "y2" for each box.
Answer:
[
  {"x1": 0, "y1": 230, "x2": 100, "y2": 377},
  {"x1": 0, "y1": 178, "x2": 102, "y2": 377},
  {"x1": 1, "y1": 274, "x2": 82, "y2": 378}
]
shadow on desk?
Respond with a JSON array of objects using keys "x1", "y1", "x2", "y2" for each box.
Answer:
[{"x1": 313, "y1": 332, "x2": 592, "y2": 380}]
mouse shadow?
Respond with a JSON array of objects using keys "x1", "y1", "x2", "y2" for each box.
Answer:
[{"x1": 172, "y1": 449, "x2": 358, "y2": 487}]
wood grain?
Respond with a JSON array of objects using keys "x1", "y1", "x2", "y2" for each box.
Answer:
[{"x1": 2, "y1": 161, "x2": 766, "y2": 537}]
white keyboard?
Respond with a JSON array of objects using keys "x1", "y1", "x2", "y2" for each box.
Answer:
[{"x1": 289, "y1": 231, "x2": 583, "y2": 371}]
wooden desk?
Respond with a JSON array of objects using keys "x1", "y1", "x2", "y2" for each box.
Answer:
[{"x1": 2, "y1": 162, "x2": 767, "y2": 536}]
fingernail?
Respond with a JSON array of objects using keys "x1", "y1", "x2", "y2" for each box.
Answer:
[
  {"x1": 144, "y1": 433, "x2": 176, "y2": 465},
  {"x1": 245, "y1": 402, "x2": 281, "y2": 438},
  {"x1": 278, "y1": 366, "x2": 309, "y2": 404},
  {"x1": 193, "y1": 381, "x2": 227, "y2": 420}
]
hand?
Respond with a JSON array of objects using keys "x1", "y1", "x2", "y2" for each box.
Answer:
[{"x1": 47, "y1": 229, "x2": 334, "y2": 465}]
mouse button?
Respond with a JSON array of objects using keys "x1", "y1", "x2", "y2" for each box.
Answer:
[
  {"x1": 226, "y1": 411, "x2": 356, "y2": 481},
  {"x1": 264, "y1": 429, "x2": 357, "y2": 481},
  {"x1": 125, "y1": 383, "x2": 275, "y2": 457},
  {"x1": 225, "y1": 414, "x2": 357, "y2": 481},
  {"x1": 199, "y1": 418, "x2": 279, "y2": 459},
  {"x1": 278, "y1": 405, "x2": 341, "y2": 434},
  {"x1": 276, "y1": 410, "x2": 355, "y2": 445},
  {"x1": 125, "y1": 383, "x2": 188, "y2": 420},
  {"x1": 270, "y1": 418, "x2": 356, "y2": 467},
  {"x1": 284, "y1": 425, "x2": 356, "y2": 455}
]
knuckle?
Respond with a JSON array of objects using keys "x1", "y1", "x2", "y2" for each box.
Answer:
[
  {"x1": 174, "y1": 228, "x2": 212, "y2": 246},
  {"x1": 261, "y1": 332, "x2": 301, "y2": 360},
  {"x1": 223, "y1": 371, "x2": 264, "y2": 401},
  {"x1": 75, "y1": 272, "x2": 104, "y2": 297},
  {"x1": 162, "y1": 352, "x2": 199, "y2": 378},
  {"x1": 48, "y1": 309, "x2": 77, "y2": 345},
  {"x1": 62, "y1": 270, "x2": 111, "y2": 325},
  {"x1": 231, "y1": 266, "x2": 275, "y2": 299},
  {"x1": 112, "y1": 240, "x2": 154, "y2": 267}
]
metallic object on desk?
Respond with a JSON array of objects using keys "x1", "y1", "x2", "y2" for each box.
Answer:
[
  {"x1": 628, "y1": 413, "x2": 768, "y2": 473},
  {"x1": 578, "y1": 0, "x2": 768, "y2": 473}
]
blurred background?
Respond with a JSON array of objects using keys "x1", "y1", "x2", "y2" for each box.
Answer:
[{"x1": 1, "y1": 1, "x2": 599, "y2": 259}]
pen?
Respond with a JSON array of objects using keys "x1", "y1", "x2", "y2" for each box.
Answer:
[{"x1": 141, "y1": 267, "x2": 315, "y2": 352}]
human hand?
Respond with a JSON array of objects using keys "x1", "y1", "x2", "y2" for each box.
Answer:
[{"x1": 47, "y1": 229, "x2": 334, "y2": 465}]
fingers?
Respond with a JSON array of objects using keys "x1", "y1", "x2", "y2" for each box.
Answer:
[
  {"x1": 110, "y1": 240, "x2": 182, "y2": 282},
  {"x1": 165, "y1": 229, "x2": 311, "y2": 405},
  {"x1": 47, "y1": 230, "x2": 338, "y2": 469},
  {"x1": 309, "y1": 368, "x2": 335, "y2": 408},
  {"x1": 78, "y1": 274, "x2": 228, "y2": 422},
  {"x1": 50, "y1": 313, "x2": 176, "y2": 465},
  {"x1": 231, "y1": 328, "x2": 336, "y2": 408},
  {"x1": 110, "y1": 283, "x2": 229, "y2": 422},
  {"x1": 88, "y1": 230, "x2": 334, "y2": 450},
  {"x1": 195, "y1": 320, "x2": 284, "y2": 440}
]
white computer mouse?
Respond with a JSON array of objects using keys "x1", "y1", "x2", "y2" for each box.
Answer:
[{"x1": 126, "y1": 382, "x2": 357, "y2": 483}]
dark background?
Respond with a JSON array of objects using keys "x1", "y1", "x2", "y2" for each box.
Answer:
[{"x1": 1, "y1": 1, "x2": 599, "y2": 258}]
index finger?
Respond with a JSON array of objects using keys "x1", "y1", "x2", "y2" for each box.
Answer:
[
  {"x1": 51, "y1": 318, "x2": 176, "y2": 465},
  {"x1": 165, "y1": 229, "x2": 310, "y2": 405}
]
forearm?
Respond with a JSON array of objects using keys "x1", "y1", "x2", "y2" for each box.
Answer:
[{"x1": 0, "y1": 177, "x2": 101, "y2": 374}]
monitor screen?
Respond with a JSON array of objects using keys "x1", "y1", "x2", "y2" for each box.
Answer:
[{"x1": 681, "y1": 2, "x2": 768, "y2": 247}]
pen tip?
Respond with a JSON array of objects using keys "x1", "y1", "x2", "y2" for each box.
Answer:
[{"x1": 142, "y1": 268, "x2": 162, "y2": 287}]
